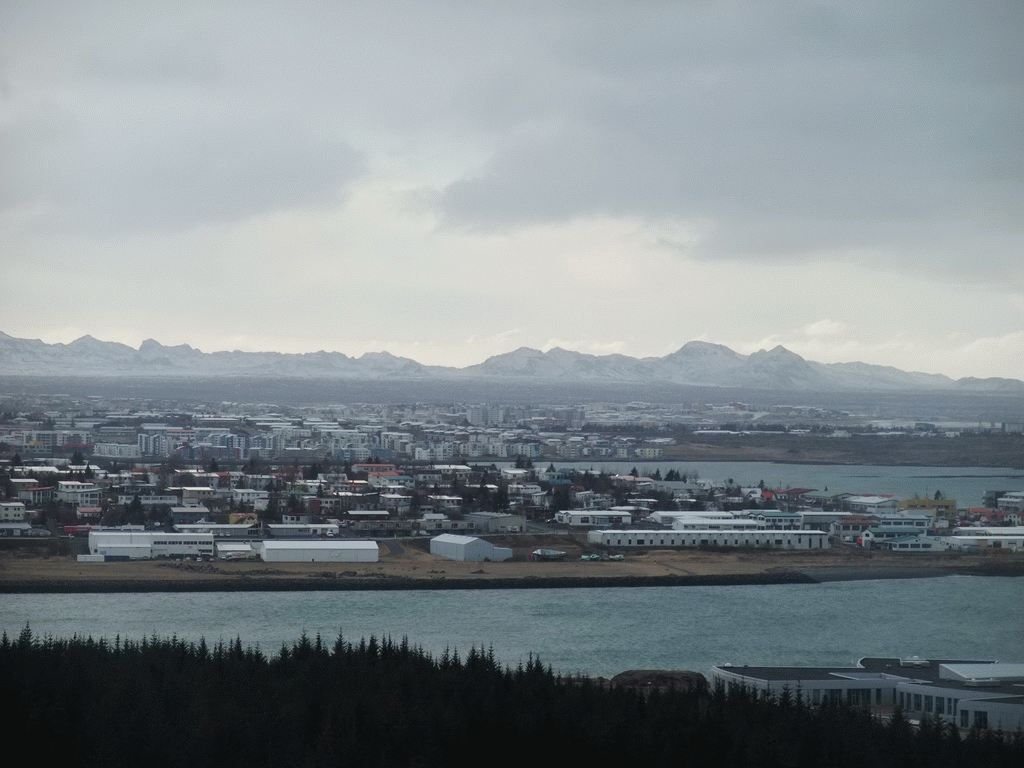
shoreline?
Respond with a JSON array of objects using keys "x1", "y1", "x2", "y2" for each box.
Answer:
[
  {"x1": 0, "y1": 571, "x2": 820, "y2": 594},
  {"x1": 3, "y1": 555, "x2": 1022, "y2": 594},
  {"x1": 5, "y1": 537, "x2": 1024, "y2": 594}
]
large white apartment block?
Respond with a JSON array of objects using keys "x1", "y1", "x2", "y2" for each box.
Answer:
[{"x1": 93, "y1": 442, "x2": 143, "y2": 459}]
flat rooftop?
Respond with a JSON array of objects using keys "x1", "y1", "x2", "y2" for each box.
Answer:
[{"x1": 715, "y1": 657, "x2": 1024, "y2": 697}]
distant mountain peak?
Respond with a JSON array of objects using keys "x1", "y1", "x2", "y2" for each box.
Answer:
[
  {"x1": 751, "y1": 344, "x2": 802, "y2": 358},
  {"x1": 0, "y1": 331, "x2": 1019, "y2": 393},
  {"x1": 67, "y1": 334, "x2": 99, "y2": 345},
  {"x1": 669, "y1": 340, "x2": 743, "y2": 358}
]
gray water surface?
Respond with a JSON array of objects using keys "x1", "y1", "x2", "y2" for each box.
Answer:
[{"x1": 4, "y1": 575, "x2": 1020, "y2": 678}]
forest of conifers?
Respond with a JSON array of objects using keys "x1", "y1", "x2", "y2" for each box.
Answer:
[{"x1": 3, "y1": 626, "x2": 1021, "y2": 768}]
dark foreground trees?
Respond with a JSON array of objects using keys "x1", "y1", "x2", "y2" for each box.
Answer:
[{"x1": 2, "y1": 625, "x2": 1021, "y2": 768}]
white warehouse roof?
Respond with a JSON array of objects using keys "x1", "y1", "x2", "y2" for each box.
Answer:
[
  {"x1": 259, "y1": 540, "x2": 379, "y2": 563},
  {"x1": 430, "y1": 534, "x2": 512, "y2": 562}
]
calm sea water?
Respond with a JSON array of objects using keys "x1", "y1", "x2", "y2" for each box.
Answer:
[
  {"x1": 536, "y1": 461, "x2": 1024, "y2": 507},
  {"x1": 4, "y1": 576, "x2": 1021, "y2": 678}
]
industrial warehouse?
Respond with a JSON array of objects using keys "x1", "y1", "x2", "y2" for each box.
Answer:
[
  {"x1": 86, "y1": 530, "x2": 215, "y2": 560},
  {"x1": 83, "y1": 530, "x2": 379, "y2": 563},
  {"x1": 258, "y1": 539, "x2": 379, "y2": 563},
  {"x1": 429, "y1": 534, "x2": 512, "y2": 562}
]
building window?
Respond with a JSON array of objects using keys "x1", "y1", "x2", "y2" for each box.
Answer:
[
  {"x1": 973, "y1": 712, "x2": 988, "y2": 729},
  {"x1": 924, "y1": 695, "x2": 933, "y2": 713},
  {"x1": 848, "y1": 689, "x2": 872, "y2": 707},
  {"x1": 936, "y1": 697, "x2": 945, "y2": 715},
  {"x1": 913, "y1": 694, "x2": 922, "y2": 711},
  {"x1": 960, "y1": 710, "x2": 969, "y2": 728}
]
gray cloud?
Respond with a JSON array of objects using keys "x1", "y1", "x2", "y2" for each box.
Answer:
[
  {"x1": 79, "y1": 38, "x2": 223, "y2": 87},
  {"x1": 436, "y1": 2, "x2": 1024, "y2": 279},
  {"x1": 1, "y1": 2, "x2": 366, "y2": 231},
  {"x1": 2, "y1": 1, "x2": 1022, "y2": 379},
  {"x1": 1, "y1": 101, "x2": 362, "y2": 230}
]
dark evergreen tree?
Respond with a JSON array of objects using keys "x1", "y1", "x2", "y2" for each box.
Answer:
[
  {"x1": 2, "y1": 626, "x2": 1021, "y2": 768},
  {"x1": 126, "y1": 494, "x2": 145, "y2": 525}
]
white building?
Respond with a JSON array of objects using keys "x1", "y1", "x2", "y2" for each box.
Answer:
[
  {"x1": 945, "y1": 533, "x2": 1024, "y2": 552},
  {"x1": 671, "y1": 517, "x2": 760, "y2": 531},
  {"x1": 56, "y1": 481, "x2": 102, "y2": 506},
  {"x1": 861, "y1": 526, "x2": 930, "y2": 548},
  {"x1": 953, "y1": 526, "x2": 1024, "y2": 537},
  {"x1": 118, "y1": 494, "x2": 179, "y2": 508},
  {"x1": 649, "y1": 510, "x2": 735, "y2": 525},
  {"x1": 587, "y1": 529, "x2": 830, "y2": 550},
  {"x1": 93, "y1": 443, "x2": 142, "y2": 459},
  {"x1": 874, "y1": 513, "x2": 933, "y2": 530},
  {"x1": 0, "y1": 501, "x2": 29, "y2": 522},
  {"x1": 267, "y1": 523, "x2": 341, "y2": 538},
  {"x1": 258, "y1": 540, "x2": 379, "y2": 563},
  {"x1": 88, "y1": 530, "x2": 215, "y2": 560},
  {"x1": 232, "y1": 488, "x2": 269, "y2": 511},
  {"x1": 180, "y1": 486, "x2": 218, "y2": 506},
  {"x1": 174, "y1": 523, "x2": 258, "y2": 539},
  {"x1": 995, "y1": 491, "x2": 1024, "y2": 512},
  {"x1": 712, "y1": 657, "x2": 1024, "y2": 733},
  {"x1": 463, "y1": 511, "x2": 527, "y2": 533},
  {"x1": 879, "y1": 535, "x2": 944, "y2": 552},
  {"x1": 216, "y1": 541, "x2": 258, "y2": 560},
  {"x1": 555, "y1": 510, "x2": 634, "y2": 527},
  {"x1": 0, "y1": 522, "x2": 36, "y2": 537},
  {"x1": 844, "y1": 495, "x2": 898, "y2": 515},
  {"x1": 429, "y1": 534, "x2": 512, "y2": 562}
]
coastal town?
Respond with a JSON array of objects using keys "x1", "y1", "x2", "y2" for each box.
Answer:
[
  {"x1": 5, "y1": 1, "x2": 1023, "y2": 761},
  {"x1": 2, "y1": 392, "x2": 1022, "y2": 565},
  {"x1": 5, "y1": 398, "x2": 1023, "y2": 739}
]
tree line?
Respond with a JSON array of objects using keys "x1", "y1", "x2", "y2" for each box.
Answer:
[{"x1": 2, "y1": 625, "x2": 1020, "y2": 767}]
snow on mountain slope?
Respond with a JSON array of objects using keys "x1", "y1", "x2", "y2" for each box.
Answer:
[{"x1": 0, "y1": 331, "x2": 1018, "y2": 392}]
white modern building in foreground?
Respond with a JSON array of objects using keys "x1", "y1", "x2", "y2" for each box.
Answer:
[
  {"x1": 429, "y1": 534, "x2": 512, "y2": 562},
  {"x1": 712, "y1": 657, "x2": 1024, "y2": 732},
  {"x1": 257, "y1": 540, "x2": 379, "y2": 563},
  {"x1": 586, "y1": 529, "x2": 830, "y2": 550}
]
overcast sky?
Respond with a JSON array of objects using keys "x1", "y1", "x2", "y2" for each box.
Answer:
[{"x1": 2, "y1": 1, "x2": 1022, "y2": 380}]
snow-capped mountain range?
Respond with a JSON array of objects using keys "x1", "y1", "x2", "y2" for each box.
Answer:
[{"x1": 1, "y1": 332, "x2": 1021, "y2": 393}]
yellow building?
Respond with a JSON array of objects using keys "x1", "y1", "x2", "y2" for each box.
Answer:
[{"x1": 898, "y1": 498, "x2": 958, "y2": 521}]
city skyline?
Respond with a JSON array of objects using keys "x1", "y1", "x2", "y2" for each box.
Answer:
[{"x1": 2, "y1": 2, "x2": 1022, "y2": 380}]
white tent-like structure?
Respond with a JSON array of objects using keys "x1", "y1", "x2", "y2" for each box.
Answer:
[{"x1": 429, "y1": 534, "x2": 512, "y2": 562}]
